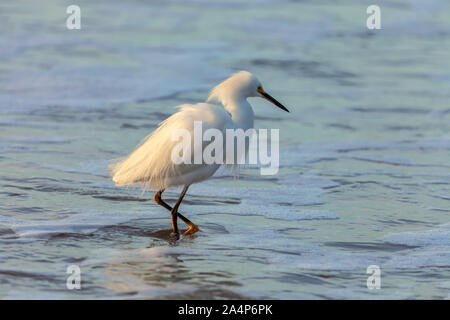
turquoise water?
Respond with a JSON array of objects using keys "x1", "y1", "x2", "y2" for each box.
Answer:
[{"x1": 1, "y1": 0, "x2": 450, "y2": 299}]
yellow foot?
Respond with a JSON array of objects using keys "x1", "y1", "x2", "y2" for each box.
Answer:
[{"x1": 184, "y1": 224, "x2": 199, "y2": 235}]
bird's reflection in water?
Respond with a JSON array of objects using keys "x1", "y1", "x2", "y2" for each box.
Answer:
[
  {"x1": 99, "y1": 231, "x2": 243, "y2": 299},
  {"x1": 147, "y1": 228, "x2": 199, "y2": 246},
  {"x1": 102, "y1": 247, "x2": 192, "y2": 296}
]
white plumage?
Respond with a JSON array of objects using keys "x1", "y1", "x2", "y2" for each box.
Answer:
[
  {"x1": 110, "y1": 71, "x2": 257, "y2": 190},
  {"x1": 110, "y1": 103, "x2": 233, "y2": 190},
  {"x1": 109, "y1": 70, "x2": 289, "y2": 238}
]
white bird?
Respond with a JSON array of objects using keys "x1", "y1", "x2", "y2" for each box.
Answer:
[{"x1": 109, "y1": 71, "x2": 289, "y2": 239}]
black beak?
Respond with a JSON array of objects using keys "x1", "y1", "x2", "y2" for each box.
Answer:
[{"x1": 260, "y1": 91, "x2": 290, "y2": 112}]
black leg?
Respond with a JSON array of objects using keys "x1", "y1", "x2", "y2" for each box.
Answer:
[
  {"x1": 154, "y1": 186, "x2": 199, "y2": 237},
  {"x1": 153, "y1": 189, "x2": 192, "y2": 225},
  {"x1": 170, "y1": 185, "x2": 189, "y2": 237}
]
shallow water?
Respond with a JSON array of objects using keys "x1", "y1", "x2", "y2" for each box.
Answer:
[{"x1": 1, "y1": 0, "x2": 450, "y2": 299}]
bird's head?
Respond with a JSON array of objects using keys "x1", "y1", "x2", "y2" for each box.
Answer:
[{"x1": 207, "y1": 70, "x2": 289, "y2": 112}]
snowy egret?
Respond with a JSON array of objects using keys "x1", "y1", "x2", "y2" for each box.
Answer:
[{"x1": 110, "y1": 71, "x2": 289, "y2": 239}]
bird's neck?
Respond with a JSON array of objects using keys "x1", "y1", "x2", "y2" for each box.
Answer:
[{"x1": 224, "y1": 98, "x2": 254, "y2": 130}]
